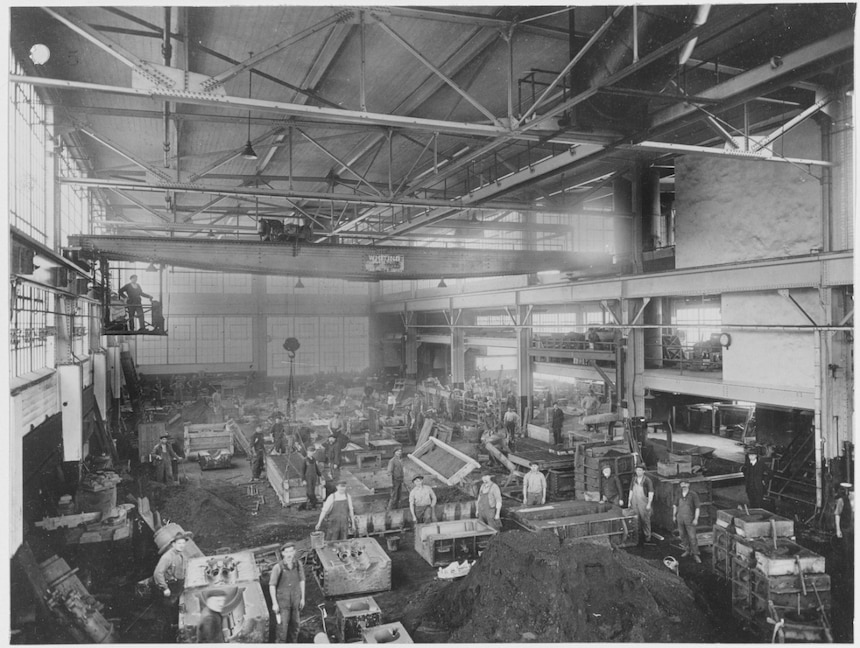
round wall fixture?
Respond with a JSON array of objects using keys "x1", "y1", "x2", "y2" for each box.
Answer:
[
  {"x1": 29, "y1": 44, "x2": 51, "y2": 65},
  {"x1": 718, "y1": 333, "x2": 732, "y2": 348}
]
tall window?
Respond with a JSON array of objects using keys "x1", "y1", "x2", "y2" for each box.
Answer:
[
  {"x1": 10, "y1": 282, "x2": 55, "y2": 377},
  {"x1": 532, "y1": 312, "x2": 578, "y2": 333},
  {"x1": 57, "y1": 146, "x2": 91, "y2": 247},
  {"x1": 9, "y1": 57, "x2": 51, "y2": 244},
  {"x1": 672, "y1": 298, "x2": 722, "y2": 344}
]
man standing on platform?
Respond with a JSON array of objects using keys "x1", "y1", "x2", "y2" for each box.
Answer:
[
  {"x1": 673, "y1": 479, "x2": 702, "y2": 563},
  {"x1": 551, "y1": 402, "x2": 565, "y2": 446},
  {"x1": 269, "y1": 543, "x2": 305, "y2": 643},
  {"x1": 118, "y1": 274, "x2": 151, "y2": 331},
  {"x1": 629, "y1": 464, "x2": 655, "y2": 545},
  {"x1": 503, "y1": 406, "x2": 520, "y2": 449},
  {"x1": 742, "y1": 450, "x2": 766, "y2": 508},
  {"x1": 522, "y1": 462, "x2": 547, "y2": 506},
  {"x1": 387, "y1": 448, "x2": 405, "y2": 510},
  {"x1": 251, "y1": 427, "x2": 266, "y2": 481}
]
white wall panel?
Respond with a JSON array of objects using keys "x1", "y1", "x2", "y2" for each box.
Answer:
[{"x1": 344, "y1": 317, "x2": 370, "y2": 372}]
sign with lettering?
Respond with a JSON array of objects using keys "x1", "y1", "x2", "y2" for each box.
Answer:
[{"x1": 364, "y1": 253, "x2": 405, "y2": 273}]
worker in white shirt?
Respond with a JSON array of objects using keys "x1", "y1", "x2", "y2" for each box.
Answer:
[{"x1": 522, "y1": 462, "x2": 547, "y2": 506}]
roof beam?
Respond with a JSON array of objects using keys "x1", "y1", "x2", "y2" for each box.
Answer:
[
  {"x1": 623, "y1": 141, "x2": 832, "y2": 167},
  {"x1": 76, "y1": 124, "x2": 173, "y2": 182},
  {"x1": 380, "y1": 6, "x2": 570, "y2": 39}
]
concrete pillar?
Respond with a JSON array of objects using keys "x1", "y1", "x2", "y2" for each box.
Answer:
[
  {"x1": 515, "y1": 305, "x2": 533, "y2": 422},
  {"x1": 251, "y1": 275, "x2": 267, "y2": 375},
  {"x1": 613, "y1": 176, "x2": 632, "y2": 268},
  {"x1": 631, "y1": 161, "x2": 645, "y2": 273},
  {"x1": 622, "y1": 299, "x2": 646, "y2": 418},
  {"x1": 450, "y1": 309, "x2": 466, "y2": 388}
]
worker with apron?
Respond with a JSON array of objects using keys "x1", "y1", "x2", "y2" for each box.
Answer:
[
  {"x1": 628, "y1": 464, "x2": 655, "y2": 545},
  {"x1": 476, "y1": 474, "x2": 502, "y2": 530},
  {"x1": 315, "y1": 480, "x2": 355, "y2": 541}
]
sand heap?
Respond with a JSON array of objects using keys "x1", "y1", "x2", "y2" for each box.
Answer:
[{"x1": 407, "y1": 531, "x2": 717, "y2": 643}]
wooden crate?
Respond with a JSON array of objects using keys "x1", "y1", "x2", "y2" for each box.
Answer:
[
  {"x1": 548, "y1": 469, "x2": 576, "y2": 496},
  {"x1": 266, "y1": 454, "x2": 315, "y2": 507},
  {"x1": 184, "y1": 423, "x2": 234, "y2": 459},
  {"x1": 313, "y1": 538, "x2": 392, "y2": 597},
  {"x1": 414, "y1": 519, "x2": 498, "y2": 567},
  {"x1": 408, "y1": 437, "x2": 479, "y2": 486},
  {"x1": 335, "y1": 596, "x2": 382, "y2": 643},
  {"x1": 711, "y1": 525, "x2": 735, "y2": 580},
  {"x1": 733, "y1": 511, "x2": 794, "y2": 539},
  {"x1": 512, "y1": 500, "x2": 638, "y2": 547}
]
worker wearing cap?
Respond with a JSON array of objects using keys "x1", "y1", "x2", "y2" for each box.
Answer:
[
  {"x1": 196, "y1": 586, "x2": 243, "y2": 643},
  {"x1": 152, "y1": 434, "x2": 180, "y2": 484},
  {"x1": 387, "y1": 448, "x2": 405, "y2": 510},
  {"x1": 154, "y1": 531, "x2": 193, "y2": 603},
  {"x1": 477, "y1": 474, "x2": 502, "y2": 530},
  {"x1": 270, "y1": 413, "x2": 287, "y2": 455},
  {"x1": 503, "y1": 407, "x2": 520, "y2": 449},
  {"x1": 522, "y1": 462, "x2": 547, "y2": 506},
  {"x1": 672, "y1": 479, "x2": 702, "y2": 563},
  {"x1": 301, "y1": 448, "x2": 322, "y2": 509},
  {"x1": 316, "y1": 481, "x2": 355, "y2": 541},
  {"x1": 629, "y1": 464, "x2": 655, "y2": 545},
  {"x1": 269, "y1": 543, "x2": 305, "y2": 643},
  {"x1": 409, "y1": 475, "x2": 437, "y2": 524},
  {"x1": 742, "y1": 450, "x2": 766, "y2": 508},
  {"x1": 251, "y1": 427, "x2": 266, "y2": 480},
  {"x1": 600, "y1": 464, "x2": 624, "y2": 507}
]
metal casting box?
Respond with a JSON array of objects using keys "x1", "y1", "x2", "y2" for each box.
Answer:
[
  {"x1": 335, "y1": 596, "x2": 382, "y2": 643},
  {"x1": 313, "y1": 538, "x2": 392, "y2": 597},
  {"x1": 512, "y1": 500, "x2": 638, "y2": 546},
  {"x1": 414, "y1": 519, "x2": 498, "y2": 567},
  {"x1": 361, "y1": 622, "x2": 412, "y2": 644},
  {"x1": 179, "y1": 551, "x2": 269, "y2": 643},
  {"x1": 733, "y1": 511, "x2": 794, "y2": 539}
]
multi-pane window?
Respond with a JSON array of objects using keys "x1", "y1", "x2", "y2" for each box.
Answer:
[
  {"x1": 58, "y1": 147, "x2": 90, "y2": 247},
  {"x1": 672, "y1": 298, "x2": 722, "y2": 344},
  {"x1": 532, "y1": 312, "x2": 578, "y2": 333},
  {"x1": 9, "y1": 57, "x2": 51, "y2": 245},
  {"x1": 10, "y1": 282, "x2": 55, "y2": 377}
]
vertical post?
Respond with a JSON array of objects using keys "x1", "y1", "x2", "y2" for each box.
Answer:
[
  {"x1": 632, "y1": 5, "x2": 639, "y2": 63},
  {"x1": 506, "y1": 25, "x2": 514, "y2": 123},
  {"x1": 359, "y1": 11, "x2": 367, "y2": 112},
  {"x1": 631, "y1": 162, "x2": 645, "y2": 273},
  {"x1": 515, "y1": 305, "x2": 533, "y2": 426},
  {"x1": 387, "y1": 130, "x2": 393, "y2": 197},
  {"x1": 288, "y1": 126, "x2": 293, "y2": 190}
]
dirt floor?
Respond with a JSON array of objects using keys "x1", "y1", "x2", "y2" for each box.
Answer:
[{"x1": 15, "y1": 392, "x2": 853, "y2": 644}]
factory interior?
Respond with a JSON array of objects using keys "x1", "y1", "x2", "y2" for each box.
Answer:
[{"x1": 6, "y1": 3, "x2": 856, "y2": 644}]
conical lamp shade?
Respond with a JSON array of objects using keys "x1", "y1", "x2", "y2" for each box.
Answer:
[
  {"x1": 295, "y1": 278, "x2": 305, "y2": 289},
  {"x1": 242, "y1": 140, "x2": 258, "y2": 160}
]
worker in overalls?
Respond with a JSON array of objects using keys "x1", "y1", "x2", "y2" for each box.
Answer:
[
  {"x1": 153, "y1": 531, "x2": 192, "y2": 639},
  {"x1": 629, "y1": 464, "x2": 655, "y2": 545},
  {"x1": 476, "y1": 473, "x2": 502, "y2": 530},
  {"x1": 269, "y1": 543, "x2": 305, "y2": 643},
  {"x1": 503, "y1": 407, "x2": 520, "y2": 451},
  {"x1": 251, "y1": 427, "x2": 266, "y2": 480},
  {"x1": 152, "y1": 434, "x2": 180, "y2": 484},
  {"x1": 315, "y1": 480, "x2": 355, "y2": 541}
]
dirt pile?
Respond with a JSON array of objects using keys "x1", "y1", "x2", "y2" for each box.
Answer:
[
  {"x1": 159, "y1": 483, "x2": 246, "y2": 548},
  {"x1": 406, "y1": 531, "x2": 717, "y2": 643}
]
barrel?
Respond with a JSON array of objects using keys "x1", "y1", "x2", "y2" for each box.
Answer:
[{"x1": 310, "y1": 531, "x2": 326, "y2": 550}]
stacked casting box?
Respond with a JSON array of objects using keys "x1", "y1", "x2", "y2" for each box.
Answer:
[
  {"x1": 714, "y1": 508, "x2": 832, "y2": 642},
  {"x1": 335, "y1": 596, "x2": 382, "y2": 643},
  {"x1": 573, "y1": 442, "x2": 635, "y2": 500}
]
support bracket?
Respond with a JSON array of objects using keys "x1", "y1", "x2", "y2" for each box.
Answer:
[{"x1": 778, "y1": 289, "x2": 820, "y2": 326}]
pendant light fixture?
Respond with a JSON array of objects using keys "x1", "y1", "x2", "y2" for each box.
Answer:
[{"x1": 242, "y1": 62, "x2": 258, "y2": 161}]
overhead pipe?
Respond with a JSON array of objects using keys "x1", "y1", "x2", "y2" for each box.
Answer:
[
  {"x1": 679, "y1": 5, "x2": 712, "y2": 66},
  {"x1": 405, "y1": 323, "x2": 853, "y2": 332}
]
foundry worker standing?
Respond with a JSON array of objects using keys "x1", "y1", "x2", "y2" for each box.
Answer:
[
  {"x1": 672, "y1": 479, "x2": 702, "y2": 563},
  {"x1": 629, "y1": 464, "x2": 655, "y2": 545},
  {"x1": 118, "y1": 274, "x2": 152, "y2": 331},
  {"x1": 409, "y1": 475, "x2": 437, "y2": 524},
  {"x1": 154, "y1": 530, "x2": 193, "y2": 604},
  {"x1": 742, "y1": 450, "x2": 766, "y2": 508},
  {"x1": 196, "y1": 586, "x2": 242, "y2": 643},
  {"x1": 269, "y1": 543, "x2": 305, "y2": 643},
  {"x1": 251, "y1": 426, "x2": 266, "y2": 480},
  {"x1": 600, "y1": 464, "x2": 624, "y2": 507},
  {"x1": 522, "y1": 462, "x2": 547, "y2": 506},
  {"x1": 387, "y1": 448, "x2": 405, "y2": 510},
  {"x1": 551, "y1": 402, "x2": 565, "y2": 446},
  {"x1": 477, "y1": 473, "x2": 503, "y2": 530},
  {"x1": 302, "y1": 448, "x2": 322, "y2": 509},
  {"x1": 503, "y1": 407, "x2": 520, "y2": 447},
  {"x1": 152, "y1": 434, "x2": 180, "y2": 484},
  {"x1": 316, "y1": 480, "x2": 355, "y2": 541}
]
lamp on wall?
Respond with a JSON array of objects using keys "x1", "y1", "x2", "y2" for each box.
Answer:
[
  {"x1": 437, "y1": 278, "x2": 447, "y2": 288},
  {"x1": 295, "y1": 277, "x2": 304, "y2": 289},
  {"x1": 241, "y1": 62, "x2": 258, "y2": 161}
]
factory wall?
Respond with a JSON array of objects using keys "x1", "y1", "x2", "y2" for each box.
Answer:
[
  {"x1": 674, "y1": 120, "x2": 823, "y2": 268},
  {"x1": 721, "y1": 289, "x2": 822, "y2": 392},
  {"x1": 134, "y1": 273, "x2": 374, "y2": 377}
]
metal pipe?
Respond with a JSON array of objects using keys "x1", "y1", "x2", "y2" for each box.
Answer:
[
  {"x1": 678, "y1": 5, "x2": 712, "y2": 66},
  {"x1": 405, "y1": 323, "x2": 853, "y2": 332}
]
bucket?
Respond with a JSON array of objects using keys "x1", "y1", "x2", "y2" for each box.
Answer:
[
  {"x1": 310, "y1": 531, "x2": 326, "y2": 550},
  {"x1": 386, "y1": 536, "x2": 400, "y2": 552}
]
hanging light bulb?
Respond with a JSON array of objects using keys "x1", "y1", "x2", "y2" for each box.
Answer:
[
  {"x1": 437, "y1": 278, "x2": 447, "y2": 288},
  {"x1": 242, "y1": 62, "x2": 257, "y2": 160},
  {"x1": 295, "y1": 277, "x2": 305, "y2": 289}
]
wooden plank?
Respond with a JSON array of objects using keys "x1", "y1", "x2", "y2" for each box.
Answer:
[{"x1": 415, "y1": 419, "x2": 434, "y2": 447}]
